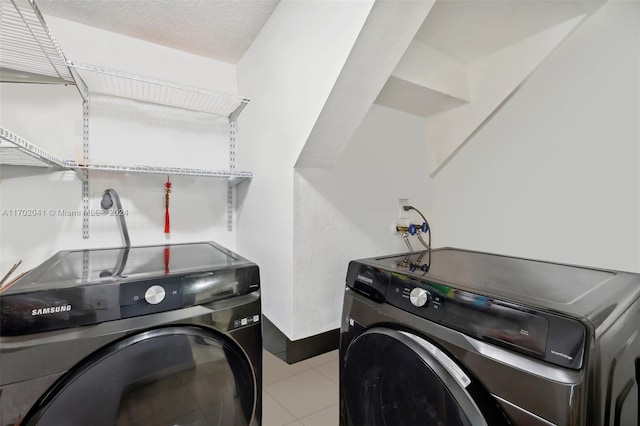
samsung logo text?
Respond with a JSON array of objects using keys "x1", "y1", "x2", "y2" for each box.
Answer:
[
  {"x1": 32, "y1": 305, "x2": 72, "y2": 316},
  {"x1": 356, "y1": 275, "x2": 373, "y2": 284}
]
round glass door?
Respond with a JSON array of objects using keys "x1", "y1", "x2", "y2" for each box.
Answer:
[
  {"x1": 342, "y1": 328, "x2": 509, "y2": 426},
  {"x1": 24, "y1": 326, "x2": 255, "y2": 426}
]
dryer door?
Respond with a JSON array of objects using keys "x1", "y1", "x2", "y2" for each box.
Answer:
[
  {"x1": 23, "y1": 326, "x2": 256, "y2": 426},
  {"x1": 342, "y1": 328, "x2": 510, "y2": 426}
]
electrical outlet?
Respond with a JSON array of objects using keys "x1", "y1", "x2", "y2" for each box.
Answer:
[
  {"x1": 399, "y1": 198, "x2": 409, "y2": 220},
  {"x1": 395, "y1": 198, "x2": 410, "y2": 232}
]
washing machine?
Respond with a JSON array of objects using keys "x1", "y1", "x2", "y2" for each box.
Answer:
[
  {"x1": 340, "y1": 248, "x2": 640, "y2": 425},
  {"x1": 0, "y1": 241, "x2": 261, "y2": 426}
]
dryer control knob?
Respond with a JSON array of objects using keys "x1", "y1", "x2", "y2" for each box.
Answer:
[
  {"x1": 409, "y1": 287, "x2": 430, "y2": 308},
  {"x1": 145, "y1": 285, "x2": 166, "y2": 305}
]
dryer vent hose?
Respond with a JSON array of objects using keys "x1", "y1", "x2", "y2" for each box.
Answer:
[{"x1": 101, "y1": 188, "x2": 131, "y2": 248}]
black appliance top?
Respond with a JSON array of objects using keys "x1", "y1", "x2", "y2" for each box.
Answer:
[
  {"x1": 2, "y1": 241, "x2": 249, "y2": 294},
  {"x1": 356, "y1": 248, "x2": 640, "y2": 319},
  {"x1": 0, "y1": 242, "x2": 260, "y2": 336},
  {"x1": 346, "y1": 248, "x2": 640, "y2": 369}
]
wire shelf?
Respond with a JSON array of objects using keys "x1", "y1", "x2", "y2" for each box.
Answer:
[
  {"x1": 0, "y1": 126, "x2": 67, "y2": 168},
  {"x1": 1, "y1": 0, "x2": 74, "y2": 83},
  {"x1": 67, "y1": 62, "x2": 250, "y2": 117},
  {"x1": 65, "y1": 161, "x2": 252, "y2": 184}
]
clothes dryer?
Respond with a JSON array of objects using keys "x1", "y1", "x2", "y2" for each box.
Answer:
[
  {"x1": 341, "y1": 248, "x2": 640, "y2": 425},
  {"x1": 1, "y1": 241, "x2": 261, "y2": 426}
]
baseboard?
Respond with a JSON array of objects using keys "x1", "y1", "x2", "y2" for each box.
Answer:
[
  {"x1": 262, "y1": 315, "x2": 339, "y2": 364},
  {"x1": 262, "y1": 315, "x2": 288, "y2": 359}
]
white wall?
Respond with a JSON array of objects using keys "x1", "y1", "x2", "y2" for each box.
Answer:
[
  {"x1": 236, "y1": 1, "x2": 374, "y2": 338},
  {"x1": 293, "y1": 104, "x2": 432, "y2": 339},
  {"x1": 1, "y1": 17, "x2": 239, "y2": 275},
  {"x1": 0, "y1": 84, "x2": 81, "y2": 160},
  {"x1": 432, "y1": 1, "x2": 640, "y2": 273},
  {"x1": 425, "y1": 13, "x2": 586, "y2": 174}
]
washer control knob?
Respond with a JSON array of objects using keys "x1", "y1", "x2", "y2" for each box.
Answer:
[
  {"x1": 145, "y1": 285, "x2": 166, "y2": 305},
  {"x1": 409, "y1": 287, "x2": 430, "y2": 308}
]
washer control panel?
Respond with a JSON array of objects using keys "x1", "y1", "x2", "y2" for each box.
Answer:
[
  {"x1": 409, "y1": 287, "x2": 430, "y2": 307},
  {"x1": 382, "y1": 270, "x2": 586, "y2": 370},
  {"x1": 120, "y1": 280, "x2": 182, "y2": 318},
  {"x1": 386, "y1": 274, "x2": 446, "y2": 323},
  {"x1": 144, "y1": 285, "x2": 166, "y2": 305},
  {"x1": 345, "y1": 258, "x2": 588, "y2": 370}
]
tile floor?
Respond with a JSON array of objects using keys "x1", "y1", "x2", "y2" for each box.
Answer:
[{"x1": 262, "y1": 349, "x2": 339, "y2": 426}]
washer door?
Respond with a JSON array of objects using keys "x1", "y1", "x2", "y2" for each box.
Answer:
[
  {"x1": 342, "y1": 328, "x2": 510, "y2": 426},
  {"x1": 23, "y1": 326, "x2": 255, "y2": 426}
]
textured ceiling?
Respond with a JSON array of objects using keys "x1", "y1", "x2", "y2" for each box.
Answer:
[{"x1": 36, "y1": 0, "x2": 280, "y2": 64}]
